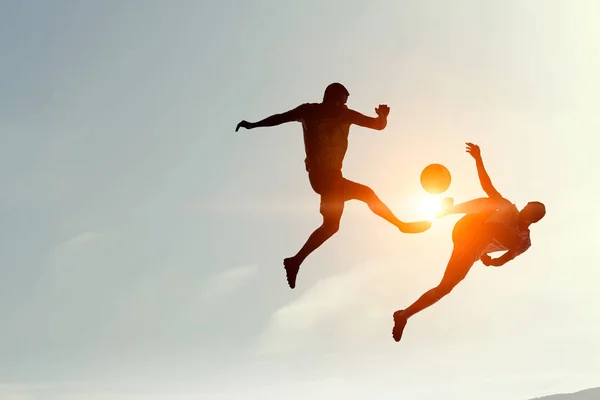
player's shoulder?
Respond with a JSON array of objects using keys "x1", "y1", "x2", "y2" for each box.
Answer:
[
  {"x1": 497, "y1": 197, "x2": 518, "y2": 210},
  {"x1": 293, "y1": 102, "x2": 319, "y2": 115},
  {"x1": 297, "y1": 102, "x2": 319, "y2": 109},
  {"x1": 337, "y1": 106, "x2": 361, "y2": 123},
  {"x1": 287, "y1": 103, "x2": 315, "y2": 121}
]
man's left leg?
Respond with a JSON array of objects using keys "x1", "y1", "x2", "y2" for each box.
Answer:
[
  {"x1": 283, "y1": 191, "x2": 345, "y2": 289},
  {"x1": 392, "y1": 249, "x2": 476, "y2": 342},
  {"x1": 344, "y1": 179, "x2": 431, "y2": 234}
]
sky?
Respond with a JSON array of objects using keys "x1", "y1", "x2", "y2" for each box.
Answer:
[{"x1": 1, "y1": 0, "x2": 599, "y2": 399}]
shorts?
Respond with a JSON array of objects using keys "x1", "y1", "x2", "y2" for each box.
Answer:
[
  {"x1": 308, "y1": 168, "x2": 345, "y2": 195},
  {"x1": 306, "y1": 166, "x2": 363, "y2": 218}
]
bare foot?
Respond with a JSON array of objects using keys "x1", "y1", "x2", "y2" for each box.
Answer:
[
  {"x1": 283, "y1": 257, "x2": 301, "y2": 289},
  {"x1": 392, "y1": 310, "x2": 408, "y2": 342},
  {"x1": 398, "y1": 220, "x2": 432, "y2": 234}
]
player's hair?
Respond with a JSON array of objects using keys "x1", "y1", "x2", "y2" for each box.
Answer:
[{"x1": 323, "y1": 82, "x2": 349, "y2": 103}]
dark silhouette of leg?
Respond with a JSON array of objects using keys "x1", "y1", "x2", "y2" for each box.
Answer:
[
  {"x1": 345, "y1": 180, "x2": 431, "y2": 234},
  {"x1": 392, "y1": 248, "x2": 477, "y2": 342},
  {"x1": 284, "y1": 195, "x2": 343, "y2": 289},
  {"x1": 283, "y1": 170, "x2": 431, "y2": 289}
]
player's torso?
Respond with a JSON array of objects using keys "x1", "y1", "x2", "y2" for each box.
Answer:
[
  {"x1": 483, "y1": 202, "x2": 531, "y2": 254},
  {"x1": 300, "y1": 104, "x2": 351, "y2": 170},
  {"x1": 452, "y1": 201, "x2": 530, "y2": 254}
]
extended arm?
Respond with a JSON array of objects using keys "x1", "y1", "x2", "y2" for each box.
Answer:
[
  {"x1": 475, "y1": 157, "x2": 502, "y2": 199},
  {"x1": 249, "y1": 109, "x2": 300, "y2": 128},
  {"x1": 348, "y1": 110, "x2": 387, "y2": 130},
  {"x1": 482, "y1": 250, "x2": 520, "y2": 267},
  {"x1": 467, "y1": 143, "x2": 502, "y2": 199},
  {"x1": 236, "y1": 105, "x2": 305, "y2": 132},
  {"x1": 347, "y1": 104, "x2": 390, "y2": 131}
]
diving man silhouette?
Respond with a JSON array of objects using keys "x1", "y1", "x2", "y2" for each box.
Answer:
[
  {"x1": 236, "y1": 83, "x2": 432, "y2": 289},
  {"x1": 392, "y1": 142, "x2": 546, "y2": 342}
]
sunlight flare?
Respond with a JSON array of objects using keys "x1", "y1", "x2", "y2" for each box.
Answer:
[{"x1": 419, "y1": 194, "x2": 443, "y2": 221}]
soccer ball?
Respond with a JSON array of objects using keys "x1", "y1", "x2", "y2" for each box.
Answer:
[{"x1": 420, "y1": 163, "x2": 451, "y2": 195}]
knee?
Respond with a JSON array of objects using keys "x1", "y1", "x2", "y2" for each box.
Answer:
[
  {"x1": 321, "y1": 219, "x2": 340, "y2": 236},
  {"x1": 357, "y1": 186, "x2": 377, "y2": 203},
  {"x1": 436, "y1": 281, "x2": 459, "y2": 297}
]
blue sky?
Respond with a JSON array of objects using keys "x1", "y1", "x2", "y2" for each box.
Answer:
[{"x1": 1, "y1": 1, "x2": 599, "y2": 399}]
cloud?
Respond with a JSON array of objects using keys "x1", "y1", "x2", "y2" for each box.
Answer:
[{"x1": 254, "y1": 262, "x2": 394, "y2": 355}]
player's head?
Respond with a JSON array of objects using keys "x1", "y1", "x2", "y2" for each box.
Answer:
[
  {"x1": 519, "y1": 201, "x2": 546, "y2": 224},
  {"x1": 323, "y1": 82, "x2": 349, "y2": 106}
]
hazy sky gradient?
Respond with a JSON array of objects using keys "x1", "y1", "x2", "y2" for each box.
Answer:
[{"x1": 1, "y1": 1, "x2": 599, "y2": 399}]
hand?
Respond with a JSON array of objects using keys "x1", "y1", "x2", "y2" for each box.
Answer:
[
  {"x1": 235, "y1": 120, "x2": 254, "y2": 132},
  {"x1": 375, "y1": 104, "x2": 390, "y2": 118},
  {"x1": 480, "y1": 254, "x2": 494, "y2": 266},
  {"x1": 466, "y1": 142, "x2": 481, "y2": 160}
]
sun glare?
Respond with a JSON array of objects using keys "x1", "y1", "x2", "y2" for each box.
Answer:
[
  {"x1": 396, "y1": 193, "x2": 448, "y2": 223},
  {"x1": 419, "y1": 195, "x2": 443, "y2": 222}
]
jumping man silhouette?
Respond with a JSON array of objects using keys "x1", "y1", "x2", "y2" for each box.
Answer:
[
  {"x1": 236, "y1": 83, "x2": 432, "y2": 289},
  {"x1": 392, "y1": 142, "x2": 546, "y2": 342}
]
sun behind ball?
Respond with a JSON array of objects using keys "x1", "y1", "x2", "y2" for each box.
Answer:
[{"x1": 420, "y1": 163, "x2": 451, "y2": 195}]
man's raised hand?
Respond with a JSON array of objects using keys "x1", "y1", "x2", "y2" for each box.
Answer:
[
  {"x1": 466, "y1": 142, "x2": 481, "y2": 160},
  {"x1": 375, "y1": 104, "x2": 390, "y2": 118}
]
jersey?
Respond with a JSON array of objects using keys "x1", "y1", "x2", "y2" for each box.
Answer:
[
  {"x1": 482, "y1": 199, "x2": 531, "y2": 256},
  {"x1": 292, "y1": 103, "x2": 352, "y2": 171}
]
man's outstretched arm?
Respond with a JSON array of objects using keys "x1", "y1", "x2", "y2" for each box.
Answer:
[
  {"x1": 236, "y1": 105, "x2": 305, "y2": 132},
  {"x1": 481, "y1": 248, "x2": 526, "y2": 267},
  {"x1": 466, "y1": 143, "x2": 502, "y2": 199},
  {"x1": 348, "y1": 104, "x2": 389, "y2": 131}
]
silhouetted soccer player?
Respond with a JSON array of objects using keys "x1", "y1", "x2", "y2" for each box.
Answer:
[
  {"x1": 236, "y1": 83, "x2": 431, "y2": 289},
  {"x1": 392, "y1": 142, "x2": 546, "y2": 342}
]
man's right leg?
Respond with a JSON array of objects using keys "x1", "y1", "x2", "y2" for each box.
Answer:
[
  {"x1": 437, "y1": 197, "x2": 501, "y2": 218},
  {"x1": 343, "y1": 179, "x2": 431, "y2": 234},
  {"x1": 391, "y1": 248, "x2": 477, "y2": 342},
  {"x1": 284, "y1": 194, "x2": 344, "y2": 289}
]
